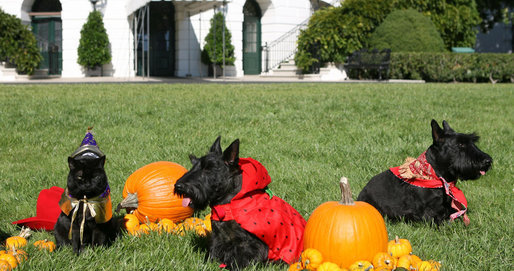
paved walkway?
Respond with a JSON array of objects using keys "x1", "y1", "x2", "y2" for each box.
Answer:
[{"x1": 0, "y1": 75, "x2": 424, "y2": 84}]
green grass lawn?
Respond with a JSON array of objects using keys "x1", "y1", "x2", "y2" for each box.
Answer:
[{"x1": 0, "y1": 83, "x2": 512, "y2": 270}]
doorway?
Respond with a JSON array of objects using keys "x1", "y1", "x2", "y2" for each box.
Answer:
[
  {"x1": 30, "y1": 0, "x2": 62, "y2": 75},
  {"x1": 243, "y1": 0, "x2": 262, "y2": 75},
  {"x1": 135, "y1": 1, "x2": 175, "y2": 76}
]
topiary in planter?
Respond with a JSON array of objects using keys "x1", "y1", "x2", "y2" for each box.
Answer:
[
  {"x1": 77, "y1": 11, "x2": 111, "y2": 74},
  {"x1": 367, "y1": 9, "x2": 446, "y2": 52},
  {"x1": 201, "y1": 12, "x2": 235, "y2": 67},
  {"x1": 0, "y1": 8, "x2": 42, "y2": 75}
]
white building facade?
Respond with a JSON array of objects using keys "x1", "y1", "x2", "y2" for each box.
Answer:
[{"x1": 0, "y1": 0, "x2": 333, "y2": 79}]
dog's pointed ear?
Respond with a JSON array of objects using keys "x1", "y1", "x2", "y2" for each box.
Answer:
[
  {"x1": 189, "y1": 154, "x2": 199, "y2": 165},
  {"x1": 210, "y1": 136, "x2": 222, "y2": 155},
  {"x1": 223, "y1": 139, "x2": 239, "y2": 166},
  {"x1": 442, "y1": 120, "x2": 455, "y2": 133},
  {"x1": 431, "y1": 119, "x2": 445, "y2": 143}
]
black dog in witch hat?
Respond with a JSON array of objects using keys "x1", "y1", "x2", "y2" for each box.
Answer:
[
  {"x1": 357, "y1": 120, "x2": 492, "y2": 225},
  {"x1": 174, "y1": 137, "x2": 306, "y2": 270},
  {"x1": 54, "y1": 129, "x2": 117, "y2": 254}
]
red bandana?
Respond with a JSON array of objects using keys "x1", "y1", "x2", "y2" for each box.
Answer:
[
  {"x1": 390, "y1": 151, "x2": 470, "y2": 225},
  {"x1": 210, "y1": 158, "x2": 306, "y2": 264}
]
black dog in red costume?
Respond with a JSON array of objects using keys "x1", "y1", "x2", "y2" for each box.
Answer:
[{"x1": 174, "y1": 137, "x2": 306, "y2": 270}]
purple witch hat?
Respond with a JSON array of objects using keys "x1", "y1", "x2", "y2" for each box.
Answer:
[{"x1": 70, "y1": 127, "x2": 105, "y2": 158}]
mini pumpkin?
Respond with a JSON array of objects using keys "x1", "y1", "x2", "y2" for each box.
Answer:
[
  {"x1": 124, "y1": 213, "x2": 140, "y2": 231},
  {"x1": 34, "y1": 239, "x2": 56, "y2": 252},
  {"x1": 138, "y1": 224, "x2": 151, "y2": 235},
  {"x1": 0, "y1": 260, "x2": 11, "y2": 271},
  {"x1": 417, "y1": 261, "x2": 433, "y2": 271},
  {"x1": 8, "y1": 247, "x2": 27, "y2": 264},
  {"x1": 158, "y1": 218, "x2": 177, "y2": 234},
  {"x1": 300, "y1": 248, "x2": 323, "y2": 270},
  {"x1": 0, "y1": 254, "x2": 17, "y2": 269},
  {"x1": 428, "y1": 260, "x2": 442, "y2": 270},
  {"x1": 288, "y1": 262, "x2": 304, "y2": 271},
  {"x1": 318, "y1": 262, "x2": 342, "y2": 271},
  {"x1": 5, "y1": 227, "x2": 31, "y2": 249},
  {"x1": 348, "y1": 260, "x2": 373, "y2": 271},
  {"x1": 387, "y1": 236, "x2": 412, "y2": 258},
  {"x1": 372, "y1": 252, "x2": 395, "y2": 270},
  {"x1": 409, "y1": 254, "x2": 422, "y2": 270},
  {"x1": 395, "y1": 255, "x2": 412, "y2": 270}
]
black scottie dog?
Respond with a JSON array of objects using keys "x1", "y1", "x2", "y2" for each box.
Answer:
[
  {"x1": 357, "y1": 120, "x2": 492, "y2": 225},
  {"x1": 174, "y1": 137, "x2": 306, "y2": 270},
  {"x1": 54, "y1": 130, "x2": 117, "y2": 254}
]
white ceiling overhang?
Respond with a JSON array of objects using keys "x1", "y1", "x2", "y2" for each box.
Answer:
[{"x1": 126, "y1": 0, "x2": 230, "y2": 16}]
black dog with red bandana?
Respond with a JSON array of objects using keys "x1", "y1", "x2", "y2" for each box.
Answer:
[{"x1": 357, "y1": 120, "x2": 492, "y2": 225}]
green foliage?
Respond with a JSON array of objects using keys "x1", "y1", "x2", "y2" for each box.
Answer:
[
  {"x1": 368, "y1": 9, "x2": 446, "y2": 52},
  {"x1": 295, "y1": 0, "x2": 481, "y2": 72},
  {"x1": 77, "y1": 11, "x2": 111, "y2": 69},
  {"x1": 0, "y1": 8, "x2": 42, "y2": 75},
  {"x1": 295, "y1": 0, "x2": 395, "y2": 71},
  {"x1": 389, "y1": 52, "x2": 514, "y2": 82},
  {"x1": 201, "y1": 12, "x2": 235, "y2": 66}
]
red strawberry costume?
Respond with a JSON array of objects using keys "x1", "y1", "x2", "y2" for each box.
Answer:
[{"x1": 210, "y1": 158, "x2": 306, "y2": 264}]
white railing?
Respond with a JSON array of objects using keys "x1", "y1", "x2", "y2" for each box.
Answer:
[{"x1": 262, "y1": 18, "x2": 309, "y2": 72}]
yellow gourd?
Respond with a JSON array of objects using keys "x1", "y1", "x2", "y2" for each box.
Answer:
[
  {"x1": 387, "y1": 236, "x2": 412, "y2": 258},
  {"x1": 301, "y1": 248, "x2": 323, "y2": 270}
]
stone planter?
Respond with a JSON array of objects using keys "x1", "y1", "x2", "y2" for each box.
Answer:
[
  {"x1": 86, "y1": 66, "x2": 103, "y2": 77},
  {"x1": 320, "y1": 62, "x2": 347, "y2": 81}
]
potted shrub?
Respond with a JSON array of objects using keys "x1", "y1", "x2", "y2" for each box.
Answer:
[
  {"x1": 201, "y1": 12, "x2": 235, "y2": 77},
  {"x1": 77, "y1": 11, "x2": 111, "y2": 76},
  {"x1": 0, "y1": 8, "x2": 42, "y2": 76}
]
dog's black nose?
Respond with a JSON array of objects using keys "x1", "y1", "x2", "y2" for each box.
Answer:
[
  {"x1": 174, "y1": 183, "x2": 183, "y2": 191},
  {"x1": 484, "y1": 158, "x2": 493, "y2": 170}
]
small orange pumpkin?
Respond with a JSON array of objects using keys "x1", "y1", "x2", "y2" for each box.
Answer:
[
  {"x1": 0, "y1": 254, "x2": 17, "y2": 269},
  {"x1": 303, "y1": 177, "x2": 388, "y2": 268},
  {"x1": 124, "y1": 213, "x2": 140, "y2": 231},
  {"x1": 387, "y1": 236, "x2": 412, "y2": 258},
  {"x1": 301, "y1": 248, "x2": 323, "y2": 270},
  {"x1": 395, "y1": 255, "x2": 412, "y2": 270},
  {"x1": 348, "y1": 260, "x2": 373, "y2": 271},
  {"x1": 158, "y1": 218, "x2": 177, "y2": 234},
  {"x1": 288, "y1": 262, "x2": 304, "y2": 271},
  {"x1": 118, "y1": 161, "x2": 193, "y2": 223},
  {"x1": 5, "y1": 227, "x2": 31, "y2": 249},
  {"x1": 372, "y1": 252, "x2": 395, "y2": 270},
  {"x1": 8, "y1": 248, "x2": 27, "y2": 264},
  {"x1": 428, "y1": 260, "x2": 442, "y2": 270},
  {"x1": 409, "y1": 254, "x2": 422, "y2": 270},
  {"x1": 417, "y1": 261, "x2": 433, "y2": 271},
  {"x1": 0, "y1": 260, "x2": 11, "y2": 271},
  {"x1": 34, "y1": 239, "x2": 56, "y2": 252},
  {"x1": 318, "y1": 262, "x2": 342, "y2": 271}
]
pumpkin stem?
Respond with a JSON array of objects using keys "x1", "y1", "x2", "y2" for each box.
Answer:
[
  {"x1": 116, "y1": 192, "x2": 139, "y2": 213},
  {"x1": 339, "y1": 177, "x2": 355, "y2": 205},
  {"x1": 395, "y1": 235, "x2": 400, "y2": 244},
  {"x1": 18, "y1": 227, "x2": 31, "y2": 239}
]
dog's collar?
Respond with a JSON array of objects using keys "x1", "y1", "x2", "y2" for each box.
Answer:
[
  {"x1": 391, "y1": 151, "x2": 470, "y2": 225},
  {"x1": 59, "y1": 185, "x2": 113, "y2": 244}
]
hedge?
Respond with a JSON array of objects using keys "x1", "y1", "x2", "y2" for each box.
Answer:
[{"x1": 389, "y1": 52, "x2": 514, "y2": 83}]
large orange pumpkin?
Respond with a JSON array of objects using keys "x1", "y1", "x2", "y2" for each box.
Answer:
[
  {"x1": 303, "y1": 177, "x2": 388, "y2": 268},
  {"x1": 117, "y1": 161, "x2": 193, "y2": 223}
]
